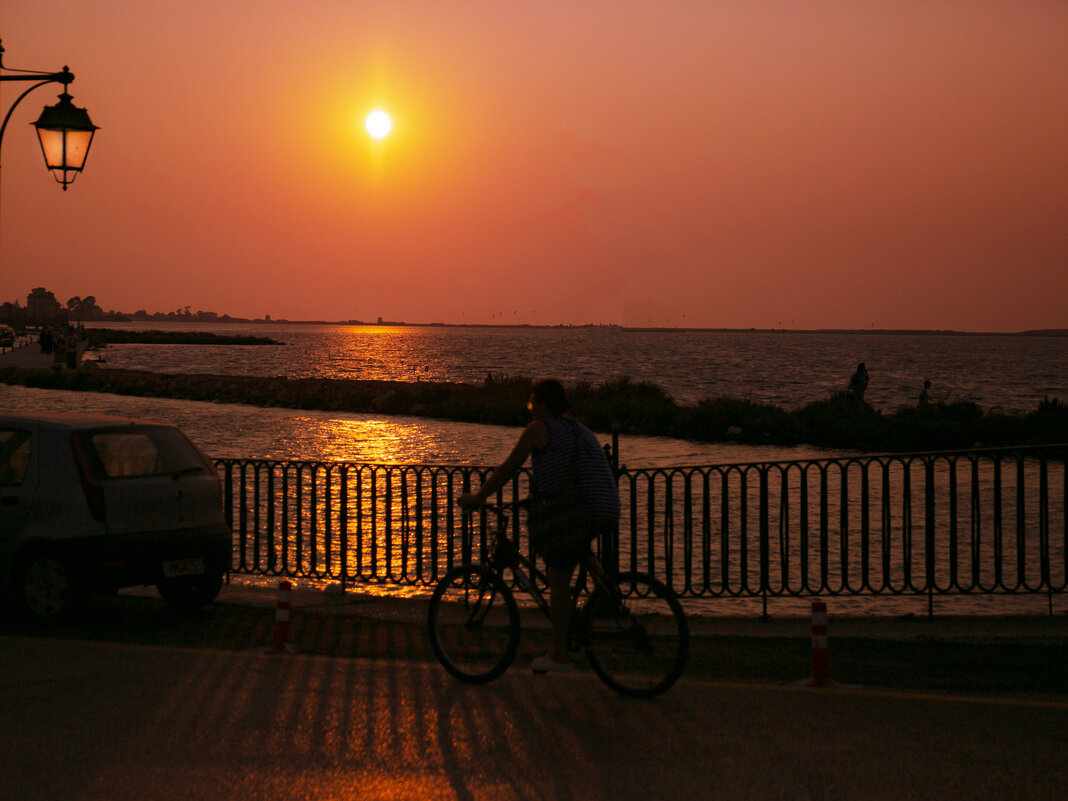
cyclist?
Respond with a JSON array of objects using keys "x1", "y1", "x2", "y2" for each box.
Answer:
[{"x1": 459, "y1": 379, "x2": 620, "y2": 672}]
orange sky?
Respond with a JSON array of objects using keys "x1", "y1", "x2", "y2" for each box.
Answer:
[{"x1": 2, "y1": 1, "x2": 1066, "y2": 330}]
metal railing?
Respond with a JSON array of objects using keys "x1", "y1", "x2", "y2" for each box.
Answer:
[{"x1": 217, "y1": 444, "x2": 1067, "y2": 614}]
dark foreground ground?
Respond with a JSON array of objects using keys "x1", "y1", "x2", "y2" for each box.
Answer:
[{"x1": 5, "y1": 580, "x2": 1067, "y2": 699}]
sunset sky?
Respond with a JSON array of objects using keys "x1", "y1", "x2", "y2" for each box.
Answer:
[{"x1": 2, "y1": 1, "x2": 1065, "y2": 330}]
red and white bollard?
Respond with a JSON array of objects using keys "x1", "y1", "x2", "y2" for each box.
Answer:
[
  {"x1": 806, "y1": 600, "x2": 836, "y2": 687},
  {"x1": 265, "y1": 580, "x2": 295, "y2": 654}
]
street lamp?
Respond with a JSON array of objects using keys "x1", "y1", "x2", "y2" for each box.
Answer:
[
  {"x1": 33, "y1": 89, "x2": 98, "y2": 189},
  {"x1": 0, "y1": 40, "x2": 98, "y2": 190}
]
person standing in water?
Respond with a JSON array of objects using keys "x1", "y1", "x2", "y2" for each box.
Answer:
[
  {"x1": 919, "y1": 379, "x2": 932, "y2": 407},
  {"x1": 848, "y1": 362, "x2": 870, "y2": 407}
]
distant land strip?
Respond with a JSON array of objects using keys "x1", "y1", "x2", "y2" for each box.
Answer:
[
  {"x1": 80, "y1": 322, "x2": 1068, "y2": 336},
  {"x1": 1, "y1": 366, "x2": 1065, "y2": 453},
  {"x1": 85, "y1": 329, "x2": 282, "y2": 346}
]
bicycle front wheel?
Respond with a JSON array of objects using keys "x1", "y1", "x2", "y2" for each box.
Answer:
[
  {"x1": 582, "y1": 571, "x2": 689, "y2": 698},
  {"x1": 427, "y1": 565, "x2": 520, "y2": 684}
]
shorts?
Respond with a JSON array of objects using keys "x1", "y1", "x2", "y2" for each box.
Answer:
[{"x1": 539, "y1": 517, "x2": 617, "y2": 571}]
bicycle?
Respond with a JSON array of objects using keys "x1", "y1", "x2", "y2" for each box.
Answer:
[{"x1": 427, "y1": 501, "x2": 689, "y2": 698}]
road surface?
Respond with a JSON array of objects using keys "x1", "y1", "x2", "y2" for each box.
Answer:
[{"x1": 1, "y1": 635, "x2": 1065, "y2": 801}]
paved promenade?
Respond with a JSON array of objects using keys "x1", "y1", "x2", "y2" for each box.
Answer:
[
  {"x1": 3, "y1": 633, "x2": 1064, "y2": 801},
  {"x1": 101, "y1": 577, "x2": 1068, "y2": 698},
  {"x1": 5, "y1": 579, "x2": 1068, "y2": 800},
  {"x1": 0, "y1": 338, "x2": 87, "y2": 369}
]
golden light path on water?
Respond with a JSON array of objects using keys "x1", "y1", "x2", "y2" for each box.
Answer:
[
  {"x1": 318, "y1": 419, "x2": 412, "y2": 463},
  {"x1": 259, "y1": 416, "x2": 488, "y2": 465}
]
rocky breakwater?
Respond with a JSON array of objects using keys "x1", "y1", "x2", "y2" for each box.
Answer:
[
  {"x1": 0, "y1": 365, "x2": 521, "y2": 425},
  {"x1": 1, "y1": 364, "x2": 1065, "y2": 451}
]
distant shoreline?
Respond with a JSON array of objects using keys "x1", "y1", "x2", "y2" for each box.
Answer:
[{"x1": 92, "y1": 320, "x2": 1068, "y2": 337}]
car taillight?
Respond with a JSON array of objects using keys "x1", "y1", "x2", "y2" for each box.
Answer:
[{"x1": 70, "y1": 434, "x2": 106, "y2": 522}]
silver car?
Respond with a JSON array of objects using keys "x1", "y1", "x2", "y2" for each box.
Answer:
[{"x1": 0, "y1": 413, "x2": 231, "y2": 623}]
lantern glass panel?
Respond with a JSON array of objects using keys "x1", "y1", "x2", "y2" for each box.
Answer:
[
  {"x1": 36, "y1": 127, "x2": 66, "y2": 168},
  {"x1": 36, "y1": 127, "x2": 95, "y2": 171}
]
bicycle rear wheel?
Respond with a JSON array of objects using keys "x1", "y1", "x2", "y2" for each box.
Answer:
[
  {"x1": 582, "y1": 571, "x2": 689, "y2": 698},
  {"x1": 427, "y1": 565, "x2": 520, "y2": 684}
]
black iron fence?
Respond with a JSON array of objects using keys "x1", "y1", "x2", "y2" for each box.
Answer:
[{"x1": 217, "y1": 444, "x2": 1066, "y2": 614}]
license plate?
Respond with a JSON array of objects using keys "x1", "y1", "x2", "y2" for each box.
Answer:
[{"x1": 162, "y1": 558, "x2": 205, "y2": 578}]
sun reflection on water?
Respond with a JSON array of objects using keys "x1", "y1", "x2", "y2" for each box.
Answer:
[
  {"x1": 303, "y1": 326, "x2": 444, "y2": 384},
  {"x1": 289, "y1": 415, "x2": 492, "y2": 465},
  {"x1": 315, "y1": 418, "x2": 422, "y2": 463}
]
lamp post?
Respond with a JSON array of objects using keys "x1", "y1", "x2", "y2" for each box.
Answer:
[{"x1": 0, "y1": 40, "x2": 98, "y2": 190}]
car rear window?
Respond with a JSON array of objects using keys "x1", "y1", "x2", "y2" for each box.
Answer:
[
  {"x1": 0, "y1": 429, "x2": 32, "y2": 485},
  {"x1": 79, "y1": 427, "x2": 208, "y2": 479}
]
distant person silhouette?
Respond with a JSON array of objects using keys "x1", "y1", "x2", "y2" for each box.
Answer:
[
  {"x1": 848, "y1": 362, "x2": 869, "y2": 407},
  {"x1": 919, "y1": 380, "x2": 932, "y2": 407}
]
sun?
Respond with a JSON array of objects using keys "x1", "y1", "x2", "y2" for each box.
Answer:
[{"x1": 365, "y1": 109, "x2": 392, "y2": 139}]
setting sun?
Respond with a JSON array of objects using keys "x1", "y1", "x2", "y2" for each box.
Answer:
[{"x1": 365, "y1": 109, "x2": 392, "y2": 139}]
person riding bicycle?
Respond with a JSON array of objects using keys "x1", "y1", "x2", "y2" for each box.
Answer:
[{"x1": 459, "y1": 379, "x2": 620, "y2": 673}]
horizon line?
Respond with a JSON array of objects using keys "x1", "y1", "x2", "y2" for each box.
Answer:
[{"x1": 95, "y1": 317, "x2": 1067, "y2": 337}]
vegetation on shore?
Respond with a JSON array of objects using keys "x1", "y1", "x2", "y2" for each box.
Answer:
[
  {"x1": 1, "y1": 366, "x2": 1065, "y2": 453},
  {"x1": 85, "y1": 328, "x2": 281, "y2": 346}
]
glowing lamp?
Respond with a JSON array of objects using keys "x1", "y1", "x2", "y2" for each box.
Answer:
[{"x1": 33, "y1": 90, "x2": 98, "y2": 190}]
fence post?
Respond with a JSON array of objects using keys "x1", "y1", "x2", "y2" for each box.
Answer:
[
  {"x1": 339, "y1": 464, "x2": 349, "y2": 591},
  {"x1": 607, "y1": 427, "x2": 621, "y2": 575},
  {"x1": 926, "y1": 456, "x2": 936, "y2": 618},
  {"x1": 760, "y1": 466, "x2": 769, "y2": 620}
]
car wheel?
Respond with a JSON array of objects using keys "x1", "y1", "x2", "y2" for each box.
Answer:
[
  {"x1": 156, "y1": 572, "x2": 224, "y2": 613},
  {"x1": 14, "y1": 551, "x2": 85, "y2": 625}
]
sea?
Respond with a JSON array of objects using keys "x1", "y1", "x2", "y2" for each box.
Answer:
[
  {"x1": 7, "y1": 322, "x2": 1063, "y2": 465},
  {"x1": 80, "y1": 323, "x2": 1067, "y2": 411},
  {"x1": 2, "y1": 323, "x2": 1065, "y2": 616}
]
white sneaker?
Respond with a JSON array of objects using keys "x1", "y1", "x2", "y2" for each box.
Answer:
[{"x1": 531, "y1": 653, "x2": 573, "y2": 673}]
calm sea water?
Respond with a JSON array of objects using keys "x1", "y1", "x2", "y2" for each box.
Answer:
[{"x1": 87, "y1": 323, "x2": 1068, "y2": 412}]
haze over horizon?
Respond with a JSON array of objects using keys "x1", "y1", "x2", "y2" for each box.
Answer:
[
  {"x1": 2, "y1": 1, "x2": 1065, "y2": 332},
  {"x1": 9, "y1": 290, "x2": 1068, "y2": 336}
]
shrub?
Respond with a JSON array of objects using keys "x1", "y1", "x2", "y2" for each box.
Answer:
[
  {"x1": 572, "y1": 377, "x2": 677, "y2": 435},
  {"x1": 681, "y1": 397, "x2": 798, "y2": 444}
]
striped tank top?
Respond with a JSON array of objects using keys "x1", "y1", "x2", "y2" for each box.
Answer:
[{"x1": 530, "y1": 416, "x2": 620, "y2": 521}]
